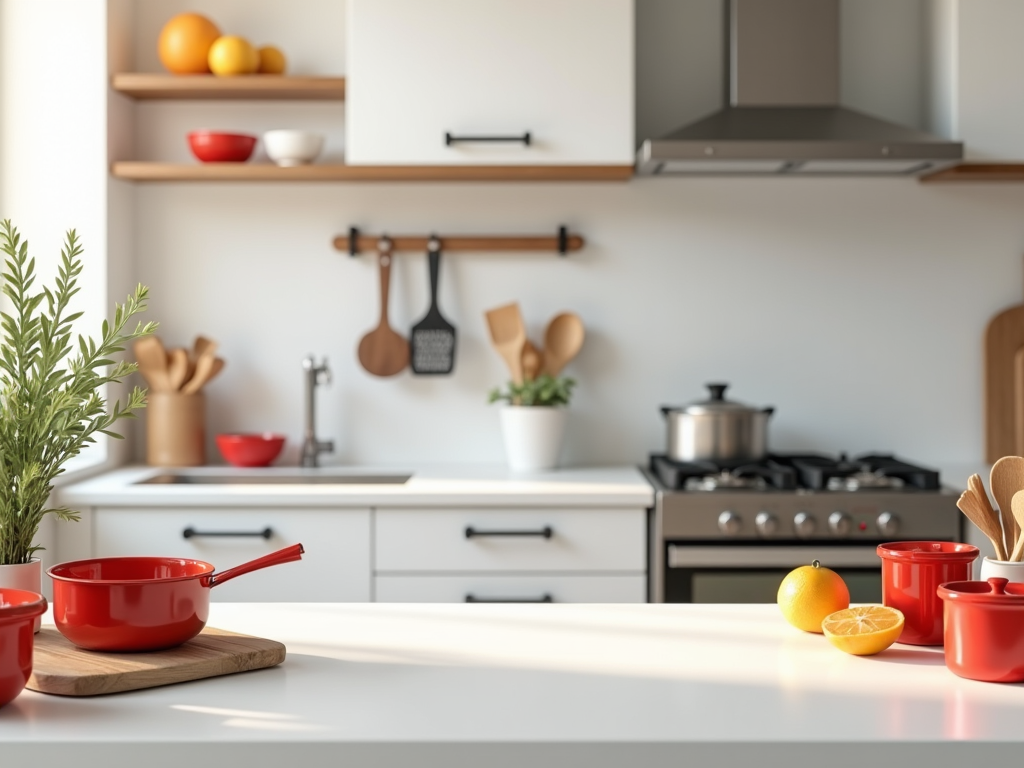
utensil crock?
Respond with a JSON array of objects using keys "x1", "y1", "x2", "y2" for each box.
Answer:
[
  {"x1": 939, "y1": 577, "x2": 1024, "y2": 683},
  {"x1": 0, "y1": 588, "x2": 47, "y2": 707},
  {"x1": 876, "y1": 541, "x2": 978, "y2": 645},
  {"x1": 978, "y1": 556, "x2": 1024, "y2": 583},
  {"x1": 48, "y1": 543, "x2": 303, "y2": 651}
]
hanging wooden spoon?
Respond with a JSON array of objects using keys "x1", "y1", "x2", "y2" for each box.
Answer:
[
  {"x1": 1010, "y1": 490, "x2": 1024, "y2": 562},
  {"x1": 357, "y1": 239, "x2": 409, "y2": 377},
  {"x1": 991, "y1": 457, "x2": 1024, "y2": 557},
  {"x1": 134, "y1": 337, "x2": 172, "y2": 392},
  {"x1": 957, "y1": 486, "x2": 1007, "y2": 561},
  {"x1": 484, "y1": 302, "x2": 526, "y2": 384},
  {"x1": 541, "y1": 312, "x2": 585, "y2": 377}
]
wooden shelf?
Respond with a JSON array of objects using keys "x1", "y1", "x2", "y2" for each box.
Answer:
[
  {"x1": 111, "y1": 73, "x2": 346, "y2": 101},
  {"x1": 110, "y1": 162, "x2": 635, "y2": 182},
  {"x1": 920, "y1": 163, "x2": 1024, "y2": 183}
]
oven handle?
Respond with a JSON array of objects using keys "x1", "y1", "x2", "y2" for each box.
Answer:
[{"x1": 667, "y1": 546, "x2": 881, "y2": 569}]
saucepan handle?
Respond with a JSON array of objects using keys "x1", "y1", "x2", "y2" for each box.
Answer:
[{"x1": 204, "y1": 543, "x2": 305, "y2": 588}]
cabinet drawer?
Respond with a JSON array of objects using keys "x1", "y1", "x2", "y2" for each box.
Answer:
[
  {"x1": 375, "y1": 574, "x2": 646, "y2": 603},
  {"x1": 93, "y1": 508, "x2": 371, "y2": 602},
  {"x1": 375, "y1": 508, "x2": 645, "y2": 573}
]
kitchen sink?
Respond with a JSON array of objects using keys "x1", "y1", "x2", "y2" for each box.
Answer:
[{"x1": 137, "y1": 473, "x2": 412, "y2": 486}]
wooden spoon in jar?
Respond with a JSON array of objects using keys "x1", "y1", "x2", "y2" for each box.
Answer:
[
  {"x1": 541, "y1": 312, "x2": 585, "y2": 377},
  {"x1": 991, "y1": 457, "x2": 1024, "y2": 557},
  {"x1": 1010, "y1": 490, "x2": 1024, "y2": 562},
  {"x1": 957, "y1": 485, "x2": 1007, "y2": 561}
]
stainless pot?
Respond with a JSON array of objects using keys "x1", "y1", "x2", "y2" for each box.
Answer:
[{"x1": 660, "y1": 383, "x2": 774, "y2": 464}]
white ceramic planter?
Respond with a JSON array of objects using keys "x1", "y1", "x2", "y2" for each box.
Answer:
[
  {"x1": 499, "y1": 405, "x2": 568, "y2": 472},
  {"x1": 0, "y1": 558, "x2": 42, "y2": 632},
  {"x1": 979, "y1": 557, "x2": 1024, "y2": 584}
]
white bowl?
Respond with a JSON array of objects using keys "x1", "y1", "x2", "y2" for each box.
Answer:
[{"x1": 263, "y1": 130, "x2": 324, "y2": 167}]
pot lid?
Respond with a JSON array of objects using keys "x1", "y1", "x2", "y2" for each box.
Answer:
[
  {"x1": 669, "y1": 383, "x2": 766, "y2": 416},
  {"x1": 938, "y1": 577, "x2": 1024, "y2": 604}
]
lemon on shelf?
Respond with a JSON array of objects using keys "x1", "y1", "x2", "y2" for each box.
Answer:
[
  {"x1": 158, "y1": 13, "x2": 221, "y2": 74},
  {"x1": 777, "y1": 559, "x2": 850, "y2": 633},
  {"x1": 209, "y1": 36, "x2": 259, "y2": 76},
  {"x1": 822, "y1": 605, "x2": 905, "y2": 656},
  {"x1": 258, "y1": 46, "x2": 287, "y2": 75}
]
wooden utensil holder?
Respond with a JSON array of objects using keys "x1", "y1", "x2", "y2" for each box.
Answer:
[{"x1": 147, "y1": 392, "x2": 205, "y2": 466}]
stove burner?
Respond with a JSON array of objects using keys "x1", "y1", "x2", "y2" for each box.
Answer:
[
  {"x1": 826, "y1": 471, "x2": 905, "y2": 492},
  {"x1": 685, "y1": 471, "x2": 768, "y2": 492}
]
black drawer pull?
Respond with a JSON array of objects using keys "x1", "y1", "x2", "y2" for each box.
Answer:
[
  {"x1": 183, "y1": 527, "x2": 273, "y2": 540},
  {"x1": 466, "y1": 594, "x2": 553, "y2": 604},
  {"x1": 465, "y1": 526, "x2": 553, "y2": 539},
  {"x1": 445, "y1": 132, "x2": 531, "y2": 146}
]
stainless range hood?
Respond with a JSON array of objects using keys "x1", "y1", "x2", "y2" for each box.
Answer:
[{"x1": 636, "y1": 0, "x2": 963, "y2": 176}]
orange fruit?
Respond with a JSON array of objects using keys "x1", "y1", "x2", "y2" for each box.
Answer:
[
  {"x1": 777, "y1": 559, "x2": 850, "y2": 633},
  {"x1": 208, "y1": 36, "x2": 260, "y2": 76},
  {"x1": 258, "y1": 46, "x2": 287, "y2": 75},
  {"x1": 158, "y1": 13, "x2": 221, "y2": 74},
  {"x1": 822, "y1": 606, "x2": 905, "y2": 656}
]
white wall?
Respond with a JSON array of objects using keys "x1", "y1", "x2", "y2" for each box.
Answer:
[{"x1": 118, "y1": 0, "x2": 1024, "y2": 469}]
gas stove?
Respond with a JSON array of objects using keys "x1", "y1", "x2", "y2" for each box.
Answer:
[{"x1": 644, "y1": 453, "x2": 963, "y2": 603}]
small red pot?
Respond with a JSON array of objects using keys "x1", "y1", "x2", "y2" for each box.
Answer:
[
  {"x1": 48, "y1": 544, "x2": 302, "y2": 652},
  {"x1": 939, "y1": 577, "x2": 1024, "y2": 683},
  {"x1": 0, "y1": 589, "x2": 47, "y2": 707},
  {"x1": 187, "y1": 131, "x2": 257, "y2": 163},
  {"x1": 877, "y1": 541, "x2": 979, "y2": 645}
]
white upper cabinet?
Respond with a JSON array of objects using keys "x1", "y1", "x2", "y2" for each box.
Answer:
[{"x1": 345, "y1": 0, "x2": 635, "y2": 165}]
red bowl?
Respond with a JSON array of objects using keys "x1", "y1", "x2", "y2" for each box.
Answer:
[
  {"x1": 0, "y1": 589, "x2": 47, "y2": 707},
  {"x1": 187, "y1": 131, "x2": 257, "y2": 163},
  {"x1": 216, "y1": 433, "x2": 286, "y2": 467}
]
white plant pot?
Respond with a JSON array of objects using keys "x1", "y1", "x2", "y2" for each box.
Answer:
[
  {"x1": 0, "y1": 558, "x2": 42, "y2": 632},
  {"x1": 499, "y1": 405, "x2": 568, "y2": 472}
]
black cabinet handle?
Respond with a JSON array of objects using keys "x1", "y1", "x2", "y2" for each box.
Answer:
[
  {"x1": 466, "y1": 594, "x2": 553, "y2": 603},
  {"x1": 465, "y1": 526, "x2": 553, "y2": 539},
  {"x1": 445, "y1": 132, "x2": 531, "y2": 146},
  {"x1": 183, "y1": 527, "x2": 273, "y2": 540}
]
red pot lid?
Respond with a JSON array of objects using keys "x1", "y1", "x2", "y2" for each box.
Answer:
[
  {"x1": 877, "y1": 541, "x2": 979, "y2": 563},
  {"x1": 938, "y1": 577, "x2": 1024, "y2": 604}
]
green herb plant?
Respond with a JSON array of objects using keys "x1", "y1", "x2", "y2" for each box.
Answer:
[
  {"x1": 0, "y1": 220, "x2": 157, "y2": 565},
  {"x1": 488, "y1": 374, "x2": 576, "y2": 407}
]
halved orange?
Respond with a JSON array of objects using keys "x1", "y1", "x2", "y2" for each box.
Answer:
[{"x1": 822, "y1": 605, "x2": 905, "y2": 656}]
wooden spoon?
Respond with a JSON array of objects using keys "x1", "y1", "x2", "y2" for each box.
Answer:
[
  {"x1": 134, "y1": 337, "x2": 172, "y2": 392},
  {"x1": 484, "y1": 303, "x2": 526, "y2": 384},
  {"x1": 357, "y1": 242, "x2": 410, "y2": 377},
  {"x1": 182, "y1": 354, "x2": 225, "y2": 395},
  {"x1": 522, "y1": 340, "x2": 543, "y2": 382},
  {"x1": 991, "y1": 457, "x2": 1024, "y2": 557},
  {"x1": 957, "y1": 486, "x2": 1007, "y2": 561},
  {"x1": 193, "y1": 335, "x2": 218, "y2": 360},
  {"x1": 969, "y1": 473, "x2": 1003, "y2": 550},
  {"x1": 1011, "y1": 490, "x2": 1024, "y2": 562},
  {"x1": 541, "y1": 312, "x2": 585, "y2": 377},
  {"x1": 167, "y1": 348, "x2": 190, "y2": 391}
]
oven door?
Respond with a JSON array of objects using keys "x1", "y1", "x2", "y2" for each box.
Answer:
[{"x1": 665, "y1": 545, "x2": 882, "y2": 604}]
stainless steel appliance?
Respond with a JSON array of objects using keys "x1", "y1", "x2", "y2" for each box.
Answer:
[
  {"x1": 660, "y1": 383, "x2": 773, "y2": 463},
  {"x1": 644, "y1": 453, "x2": 963, "y2": 603}
]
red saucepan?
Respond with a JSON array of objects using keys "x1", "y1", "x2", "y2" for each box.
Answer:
[
  {"x1": 47, "y1": 543, "x2": 303, "y2": 652},
  {"x1": 938, "y1": 577, "x2": 1024, "y2": 683}
]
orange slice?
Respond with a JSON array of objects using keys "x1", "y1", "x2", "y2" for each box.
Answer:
[{"x1": 822, "y1": 605, "x2": 905, "y2": 656}]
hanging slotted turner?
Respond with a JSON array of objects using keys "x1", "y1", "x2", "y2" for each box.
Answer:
[{"x1": 410, "y1": 237, "x2": 456, "y2": 375}]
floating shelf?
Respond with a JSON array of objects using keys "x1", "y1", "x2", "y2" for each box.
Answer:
[
  {"x1": 111, "y1": 73, "x2": 346, "y2": 101},
  {"x1": 337, "y1": 227, "x2": 584, "y2": 255},
  {"x1": 110, "y1": 162, "x2": 635, "y2": 182},
  {"x1": 920, "y1": 163, "x2": 1024, "y2": 183}
]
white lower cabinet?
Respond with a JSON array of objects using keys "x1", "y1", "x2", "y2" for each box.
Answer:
[
  {"x1": 92, "y1": 508, "x2": 371, "y2": 602},
  {"x1": 376, "y1": 574, "x2": 646, "y2": 604}
]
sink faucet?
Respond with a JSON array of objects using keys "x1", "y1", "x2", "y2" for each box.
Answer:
[{"x1": 301, "y1": 355, "x2": 334, "y2": 468}]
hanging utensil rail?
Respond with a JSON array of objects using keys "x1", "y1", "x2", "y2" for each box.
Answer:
[{"x1": 336, "y1": 226, "x2": 583, "y2": 257}]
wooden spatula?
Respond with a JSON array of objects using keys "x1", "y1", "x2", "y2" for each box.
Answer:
[
  {"x1": 541, "y1": 312, "x2": 585, "y2": 377},
  {"x1": 182, "y1": 354, "x2": 225, "y2": 395},
  {"x1": 1010, "y1": 491, "x2": 1024, "y2": 562},
  {"x1": 358, "y1": 240, "x2": 410, "y2": 377},
  {"x1": 484, "y1": 303, "x2": 526, "y2": 384},
  {"x1": 957, "y1": 486, "x2": 1007, "y2": 561},
  {"x1": 134, "y1": 337, "x2": 172, "y2": 392},
  {"x1": 991, "y1": 457, "x2": 1024, "y2": 557}
]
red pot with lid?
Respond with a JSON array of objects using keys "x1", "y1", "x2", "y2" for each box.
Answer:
[
  {"x1": 876, "y1": 541, "x2": 979, "y2": 645},
  {"x1": 939, "y1": 577, "x2": 1024, "y2": 683}
]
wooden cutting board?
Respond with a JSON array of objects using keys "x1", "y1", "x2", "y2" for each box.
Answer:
[
  {"x1": 27, "y1": 626, "x2": 286, "y2": 696},
  {"x1": 985, "y1": 302, "x2": 1024, "y2": 462}
]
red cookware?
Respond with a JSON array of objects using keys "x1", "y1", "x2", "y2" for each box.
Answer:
[
  {"x1": 939, "y1": 577, "x2": 1024, "y2": 683},
  {"x1": 187, "y1": 130, "x2": 257, "y2": 163},
  {"x1": 0, "y1": 589, "x2": 47, "y2": 707},
  {"x1": 876, "y1": 541, "x2": 979, "y2": 645},
  {"x1": 216, "y1": 433, "x2": 286, "y2": 467},
  {"x1": 48, "y1": 543, "x2": 303, "y2": 652}
]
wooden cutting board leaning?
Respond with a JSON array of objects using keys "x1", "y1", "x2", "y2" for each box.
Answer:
[
  {"x1": 27, "y1": 626, "x2": 285, "y2": 696},
  {"x1": 985, "y1": 262, "x2": 1024, "y2": 462}
]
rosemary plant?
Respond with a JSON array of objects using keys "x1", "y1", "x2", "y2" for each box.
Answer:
[
  {"x1": 488, "y1": 375, "x2": 576, "y2": 407},
  {"x1": 0, "y1": 220, "x2": 157, "y2": 565}
]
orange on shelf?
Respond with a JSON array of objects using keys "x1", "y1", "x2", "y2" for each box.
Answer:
[{"x1": 158, "y1": 13, "x2": 221, "y2": 74}]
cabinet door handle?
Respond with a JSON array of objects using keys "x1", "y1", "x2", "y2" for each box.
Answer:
[
  {"x1": 464, "y1": 526, "x2": 553, "y2": 539},
  {"x1": 465, "y1": 594, "x2": 553, "y2": 603},
  {"x1": 183, "y1": 527, "x2": 273, "y2": 540},
  {"x1": 445, "y1": 132, "x2": 531, "y2": 146}
]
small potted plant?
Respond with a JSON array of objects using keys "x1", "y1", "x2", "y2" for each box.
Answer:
[
  {"x1": 489, "y1": 374, "x2": 576, "y2": 472},
  {"x1": 0, "y1": 221, "x2": 156, "y2": 609}
]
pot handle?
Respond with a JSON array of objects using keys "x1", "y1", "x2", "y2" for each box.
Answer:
[
  {"x1": 660, "y1": 405, "x2": 678, "y2": 417},
  {"x1": 203, "y1": 543, "x2": 305, "y2": 588}
]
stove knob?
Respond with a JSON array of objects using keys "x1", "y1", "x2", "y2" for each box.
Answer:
[
  {"x1": 718, "y1": 511, "x2": 742, "y2": 536},
  {"x1": 828, "y1": 511, "x2": 853, "y2": 537},
  {"x1": 877, "y1": 511, "x2": 899, "y2": 536},
  {"x1": 793, "y1": 512, "x2": 816, "y2": 538},
  {"x1": 755, "y1": 511, "x2": 779, "y2": 537}
]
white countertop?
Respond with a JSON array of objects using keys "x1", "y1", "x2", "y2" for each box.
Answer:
[
  {"x1": 55, "y1": 465, "x2": 654, "y2": 508},
  {"x1": 2, "y1": 603, "x2": 1022, "y2": 766}
]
